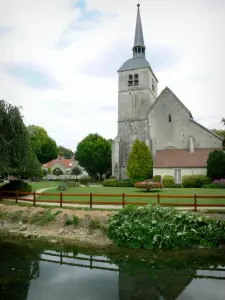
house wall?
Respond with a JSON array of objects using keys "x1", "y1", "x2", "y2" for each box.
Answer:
[{"x1": 153, "y1": 167, "x2": 207, "y2": 183}]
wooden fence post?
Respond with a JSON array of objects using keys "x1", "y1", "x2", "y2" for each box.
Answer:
[
  {"x1": 16, "y1": 191, "x2": 18, "y2": 204},
  {"x1": 33, "y1": 192, "x2": 36, "y2": 207},
  {"x1": 157, "y1": 194, "x2": 160, "y2": 205},
  {"x1": 90, "y1": 193, "x2": 93, "y2": 209},
  {"x1": 122, "y1": 193, "x2": 125, "y2": 208},
  {"x1": 60, "y1": 192, "x2": 63, "y2": 208},
  {"x1": 194, "y1": 194, "x2": 197, "y2": 212}
]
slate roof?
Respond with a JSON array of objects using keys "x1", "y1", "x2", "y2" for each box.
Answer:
[
  {"x1": 133, "y1": 4, "x2": 145, "y2": 48},
  {"x1": 154, "y1": 148, "x2": 221, "y2": 168}
]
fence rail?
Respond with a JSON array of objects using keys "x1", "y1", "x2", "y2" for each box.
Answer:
[{"x1": 0, "y1": 190, "x2": 225, "y2": 211}]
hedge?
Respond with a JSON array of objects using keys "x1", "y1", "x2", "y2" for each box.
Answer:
[
  {"x1": 182, "y1": 175, "x2": 211, "y2": 188},
  {"x1": 162, "y1": 175, "x2": 175, "y2": 187},
  {"x1": 102, "y1": 179, "x2": 133, "y2": 187},
  {"x1": 0, "y1": 180, "x2": 32, "y2": 196},
  {"x1": 152, "y1": 175, "x2": 161, "y2": 182}
]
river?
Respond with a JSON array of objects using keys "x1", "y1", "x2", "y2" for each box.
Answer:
[{"x1": 0, "y1": 240, "x2": 225, "y2": 299}]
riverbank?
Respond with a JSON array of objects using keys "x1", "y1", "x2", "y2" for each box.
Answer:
[
  {"x1": 1, "y1": 203, "x2": 225, "y2": 249},
  {"x1": 0, "y1": 203, "x2": 115, "y2": 248}
]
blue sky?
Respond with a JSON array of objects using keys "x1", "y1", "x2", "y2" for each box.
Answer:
[{"x1": 0, "y1": 0, "x2": 224, "y2": 149}]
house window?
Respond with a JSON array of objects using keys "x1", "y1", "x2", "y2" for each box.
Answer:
[
  {"x1": 134, "y1": 74, "x2": 139, "y2": 85},
  {"x1": 152, "y1": 79, "x2": 155, "y2": 92},
  {"x1": 174, "y1": 169, "x2": 181, "y2": 184},
  {"x1": 169, "y1": 114, "x2": 172, "y2": 123},
  {"x1": 128, "y1": 74, "x2": 133, "y2": 86}
]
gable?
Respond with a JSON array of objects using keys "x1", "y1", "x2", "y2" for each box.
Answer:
[{"x1": 149, "y1": 87, "x2": 192, "y2": 117}]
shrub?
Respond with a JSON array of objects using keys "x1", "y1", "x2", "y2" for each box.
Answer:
[
  {"x1": 203, "y1": 183, "x2": 218, "y2": 189},
  {"x1": 107, "y1": 205, "x2": 225, "y2": 249},
  {"x1": 79, "y1": 175, "x2": 92, "y2": 186},
  {"x1": 0, "y1": 180, "x2": 32, "y2": 196},
  {"x1": 207, "y1": 150, "x2": 225, "y2": 180},
  {"x1": 166, "y1": 184, "x2": 182, "y2": 188},
  {"x1": 102, "y1": 179, "x2": 133, "y2": 187},
  {"x1": 134, "y1": 181, "x2": 163, "y2": 191},
  {"x1": 130, "y1": 177, "x2": 147, "y2": 186},
  {"x1": 127, "y1": 139, "x2": 153, "y2": 179},
  {"x1": 152, "y1": 175, "x2": 161, "y2": 182},
  {"x1": 182, "y1": 175, "x2": 211, "y2": 188},
  {"x1": 162, "y1": 175, "x2": 175, "y2": 187},
  {"x1": 213, "y1": 179, "x2": 225, "y2": 189}
]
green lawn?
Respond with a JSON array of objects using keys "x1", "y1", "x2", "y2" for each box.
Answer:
[
  {"x1": 35, "y1": 186, "x2": 225, "y2": 205},
  {"x1": 31, "y1": 181, "x2": 63, "y2": 192}
]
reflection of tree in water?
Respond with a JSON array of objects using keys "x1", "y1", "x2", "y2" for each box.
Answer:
[
  {"x1": 0, "y1": 242, "x2": 41, "y2": 300},
  {"x1": 115, "y1": 250, "x2": 225, "y2": 300}
]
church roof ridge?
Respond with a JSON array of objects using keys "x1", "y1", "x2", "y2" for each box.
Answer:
[
  {"x1": 190, "y1": 118, "x2": 224, "y2": 141},
  {"x1": 149, "y1": 87, "x2": 192, "y2": 116}
]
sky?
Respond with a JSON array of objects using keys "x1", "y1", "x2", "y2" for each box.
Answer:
[{"x1": 0, "y1": 0, "x2": 225, "y2": 151}]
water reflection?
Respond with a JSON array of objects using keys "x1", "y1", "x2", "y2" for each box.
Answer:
[{"x1": 0, "y1": 242, "x2": 225, "y2": 300}]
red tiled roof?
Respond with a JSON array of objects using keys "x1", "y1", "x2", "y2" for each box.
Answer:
[
  {"x1": 43, "y1": 159, "x2": 73, "y2": 169},
  {"x1": 154, "y1": 148, "x2": 221, "y2": 168}
]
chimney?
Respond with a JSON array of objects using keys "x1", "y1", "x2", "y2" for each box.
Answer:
[{"x1": 189, "y1": 136, "x2": 194, "y2": 153}]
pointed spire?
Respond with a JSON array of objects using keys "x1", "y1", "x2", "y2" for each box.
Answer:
[{"x1": 133, "y1": 3, "x2": 146, "y2": 57}]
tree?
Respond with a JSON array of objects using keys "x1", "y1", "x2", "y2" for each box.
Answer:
[
  {"x1": 126, "y1": 139, "x2": 153, "y2": 179},
  {"x1": 71, "y1": 166, "x2": 82, "y2": 178},
  {"x1": 0, "y1": 100, "x2": 42, "y2": 178},
  {"x1": 222, "y1": 118, "x2": 225, "y2": 125},
  {"x1": 75, "y1": 133, "x2": 111, "y2": 181},
  {"x1": 211, "y1": 129, "x2": 225, "y2": 149},
  {"x1": 27, "y1": 125, "x2": 58, "y2": 164},
  {"x1": 58, "y1": 146, "x2": 74, "y2": 159},
  {"x1": 52, "y1": 167, "x2": 63, "y2": 178},
  {"x1": 207, "y1": 150, "x2": 225, "y2": 180}
]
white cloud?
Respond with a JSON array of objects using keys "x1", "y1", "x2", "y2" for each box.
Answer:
[{"x1": 0, "y1": 0, "x2": 224, "y2": 151}]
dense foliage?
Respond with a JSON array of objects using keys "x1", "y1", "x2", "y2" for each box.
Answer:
[
  {"x1": 134, "y1": 180, "x2": 163, "y2": 191},
  {"x1": 207, "y1": 150, "x2": 225, "y2": 180},
  {"x1": 152, "y1": 175, "x2": 161, "y2": 182},
  {"x1": 211, "y1": 129, "x2": 225, "y2": 149},
  {"x1": 0, "y1": 100, "x2": 42, "y2": 178},
  {"x1": 79, "y1": 175, "x2": 92, "y2": 186},
  {"x1": 0, "y1": 180, "x2": 32, "y2": 196},
  {"x1": 52, "y1": 167, "x2": 63, "y2": 177},
  {"x1": 182, "y1": 175, "x2": 211, "y2": 188},
  {"x1": 162, "y1": 175, "x2": 175, "y2": 187},
  {"x1": 102, "y1": 179, "x2": 133, "y2": 187},
  {"x1": 107, "y1": 205, "x2": 225, "y2": 249},
  {"x1": 71, "y1": 166, "x2": 82, "y2": 178},
  {"x1": 27, "y1": 125, "x2": 58, "y2": 164},
  {"x1": 75, "y1": 134, "x2": 111, "y2": 180},
  {"x1": 58, "y1": 146, "x2": 74, "y2": 159},
  {"x1": 127, "y1": 139, "x2": 153, "y2": 179}
]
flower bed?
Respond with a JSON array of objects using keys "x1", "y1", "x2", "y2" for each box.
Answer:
[{"x1": 134, "y1": 180, "x2": 163, "y2": 191}]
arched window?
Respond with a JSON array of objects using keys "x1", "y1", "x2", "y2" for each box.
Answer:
[
  {"x1": 134, "y1": 74, "x2": 139, "y2": 85},
  {"x1": 169, "y1": 114, "x2": 172, "y2": 123},
  {"x1": 128, "y1": 74, "x2": 133, "y2": 86}
]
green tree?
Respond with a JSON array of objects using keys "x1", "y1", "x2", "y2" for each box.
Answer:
[
  {"x1": 211, "y1": 129, "x2": 225, "y2": 149},
  {"x1": 27, "y1": 125, "x2": 58, "y2": 164},
  {"x1": 58, "y1": 146, "x2": 74, "y2": 159},
  {"x1": 71, "y1": 166, "x2": 82, "y2": 178},
  {"x1": 207, "y1": 150, "x2": 225, "y2": 180},
  {"x1": 0, "y1": 100, "x2": 42, "y2": 178},
  {"x1": 126, "y1": 139, "x2": 153, "y2": 179},
  {"x1": 222, "y1": 118, "x2": 225, "y2": 125},
  {"x1": 75, "y1": 133, "x2": 111, "y2": 181},
  {"x1": 52, "y1": 167, "x2": 63, "y2": 178},
  {"x1": 47, "y1": 168, "x2": 52, "y2": 174}
]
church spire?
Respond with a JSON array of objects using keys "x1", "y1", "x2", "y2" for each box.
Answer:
[{"x1": 133, "y1": 3, "x2": 146, "y2": 57}]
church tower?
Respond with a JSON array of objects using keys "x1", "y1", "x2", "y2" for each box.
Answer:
[{"x1": 112, "y1": 3, "x2": 158, "y2": 180}]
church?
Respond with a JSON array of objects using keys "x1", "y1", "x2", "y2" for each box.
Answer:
[{"x1": 112, "y1": 3, "x2": 223, "y2": 183}]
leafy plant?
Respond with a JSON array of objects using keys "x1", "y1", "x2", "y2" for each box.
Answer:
[
  {"x1": 30, "y1": 209, "x2": 56, "y2": 226},
  {"x1": 152, "y1": 175, "x2": 161, "y2": 182},
  {"x1": 71, "y1": 166, "x2": 82, "y2": 178},
  {"x1": 102, "y1": 179, "x2": 132, "y2": 187},
  {"x1": 79, "y1": 175, "x2": 92, "y2": 186},
  {"x1": 162, "y1": 175, "x2": 175, "y2": 187},
  {"x1": 182, "y1": 175, "x2": 211, "y2": 188},
  {"x1": 107, "y1": 205, "x2": 225, "y2": 249},
  {"x1": 207, "y1": 150, "x2": 225, "y2": 180},
  {"x1": 134, "y1": 180, "x2": 163, "y2": 191},
  {"x1": 64, "y1": 215, "x2": 79, "y2": 227},
  {"x1": 126, "y1": 139, "x2": 153, "y2": 179}
]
